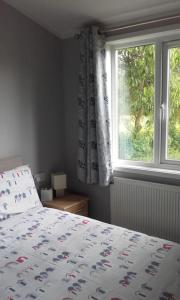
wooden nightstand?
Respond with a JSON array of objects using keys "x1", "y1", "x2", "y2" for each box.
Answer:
[{"x1": 43, "y1": 193, "x2": 89, "y2": 216}]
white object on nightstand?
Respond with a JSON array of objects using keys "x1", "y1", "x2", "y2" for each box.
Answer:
[{"x1": 51, "y1": 173, "x2": 67, "y2": 196}]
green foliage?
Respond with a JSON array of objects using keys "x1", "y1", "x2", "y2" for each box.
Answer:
[{"x1": 118, "y1": 45, "x2": 180, "y2": 162}]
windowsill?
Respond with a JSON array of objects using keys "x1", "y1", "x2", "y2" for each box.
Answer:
[{"x1": 113, "y1": 164, "x2": 180, "y2": 180}]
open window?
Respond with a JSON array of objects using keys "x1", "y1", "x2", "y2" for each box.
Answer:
[{"x1": 109, "y1": 34, "x2": 180, "y2": 173}]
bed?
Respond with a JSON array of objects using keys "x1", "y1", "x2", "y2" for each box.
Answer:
[{"x1": 0, "y1": 158, "x2": 180, "y2": 300}]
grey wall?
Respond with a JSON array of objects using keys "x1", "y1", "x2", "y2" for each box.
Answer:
[
  {"x1": 62, "y1": 38, "x2": 110, "y2": 222},
  {"x1": 0, "y1": 1, "x2": 64, "y2": 174},
  {"x1": 0, "y1": 1, "x2": 110, "y2": 222}
]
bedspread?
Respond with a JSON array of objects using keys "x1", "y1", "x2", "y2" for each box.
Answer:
[{"x1": 0, "y1": 207, "x2": 180, "y2": 300}]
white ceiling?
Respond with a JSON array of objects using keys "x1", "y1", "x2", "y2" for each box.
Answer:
[{"x1": 3, "y1": 0, "x2": 180, "y2": 39}]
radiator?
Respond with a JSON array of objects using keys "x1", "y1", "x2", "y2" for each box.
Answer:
[{"x1": 110, "y1": 177, "x2": 180, "y2": 243}]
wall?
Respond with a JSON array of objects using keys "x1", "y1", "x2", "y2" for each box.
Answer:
[
  {"x1": 62, "y1": 38, "x2": 110, "y2": 222},
  {"x1": 0, "y1": 1, "x2": 111, "y2": 222},
  {"x1": 0, "y1": 1, "x2": 64, "y2": 174}
]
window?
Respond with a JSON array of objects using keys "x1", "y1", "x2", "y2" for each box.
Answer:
[
  {"x1": 109, "y1": 33, "x2": 180, "y2": 173},
  {"x1": 162, "y1": 44, "x2": 180, "y2": 163}
]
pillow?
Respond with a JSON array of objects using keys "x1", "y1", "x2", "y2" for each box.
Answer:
[{"x1": 0, "y1": 165, "x2": 42, "y2": 214}]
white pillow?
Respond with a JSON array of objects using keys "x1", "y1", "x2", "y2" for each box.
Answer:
[{"x1": 0, "y1": 165, "x2": 42, "y2": 214}]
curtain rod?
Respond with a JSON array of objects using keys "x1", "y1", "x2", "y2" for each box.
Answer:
[{"x1": 101, "y1": 14, "x2": 180, "y2": 34}]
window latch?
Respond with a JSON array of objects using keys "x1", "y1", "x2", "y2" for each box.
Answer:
[{"x1": 160, "y1": 103, "x2": 165, "y2": 120}]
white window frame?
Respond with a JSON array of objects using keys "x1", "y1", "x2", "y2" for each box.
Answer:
[
  {"x1": 108, "y1": 29, "x2": 180, "y2": 178},
  {"x1": 161, "y1": 40, "x2": 180, "y2": 167}
]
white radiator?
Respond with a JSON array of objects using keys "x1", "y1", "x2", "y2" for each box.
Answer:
[{"x1": 110, "y1": 177, "x2": 180, "y2": 243}]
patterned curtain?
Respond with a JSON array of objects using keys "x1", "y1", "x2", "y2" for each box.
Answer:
[{"x1": 77, "y1": 26, "x2": 113, "y2": 186}]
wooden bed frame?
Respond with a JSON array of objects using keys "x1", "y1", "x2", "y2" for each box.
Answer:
[{"x1": 0, "y1": 156, "x2": 23, "y2": 172}]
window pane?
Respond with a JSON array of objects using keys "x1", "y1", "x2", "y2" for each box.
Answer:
[
  {"x1": 167, "y1": 47, "x2": 180, "y2": 161},
  {"x1": 117, "y1": 44, "x2": 155, "y2": 162}
]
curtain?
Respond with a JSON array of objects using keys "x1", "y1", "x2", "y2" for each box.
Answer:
[{"x1": 77, "y1": 26, "x2": 113, "y2": 186}]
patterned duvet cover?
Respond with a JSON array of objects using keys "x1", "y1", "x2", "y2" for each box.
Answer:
[{"x1": 0, "y1": 206, "x2": 180, "y2": 300}]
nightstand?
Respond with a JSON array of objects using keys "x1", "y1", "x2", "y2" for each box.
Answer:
[{"x1": 43, "y1": 193, "x2": 89, "y2": 216}]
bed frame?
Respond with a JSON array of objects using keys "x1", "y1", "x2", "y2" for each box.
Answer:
[{"x1": 0, "y1": 156, "x2": 23, "y2": 172}]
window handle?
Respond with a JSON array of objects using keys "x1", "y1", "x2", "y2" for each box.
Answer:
[{"x1": 160, "y1": 103, "x2": 165, "y2": 120}]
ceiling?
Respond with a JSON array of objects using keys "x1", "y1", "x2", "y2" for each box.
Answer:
[{"x1": 3, "y1": 0, "x2": 180, "y2": 39}]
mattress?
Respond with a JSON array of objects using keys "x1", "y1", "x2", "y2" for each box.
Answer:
[{"x1": 0, "y1": 206, "x2": 180, "y2": 300}]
